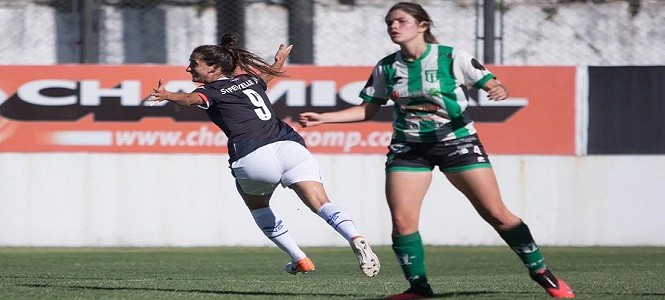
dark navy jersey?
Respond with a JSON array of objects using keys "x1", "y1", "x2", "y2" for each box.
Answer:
[{"x1": 194, "y1": 74, "x2": 305, "y2": 162}]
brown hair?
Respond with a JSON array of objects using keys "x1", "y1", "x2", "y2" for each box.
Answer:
[
  {"x1": 191, "y1": 33, "x2": 284, "y2": 78},
  {"x1": 386, "y1": 2, "x2": 439, "y2": 44}
]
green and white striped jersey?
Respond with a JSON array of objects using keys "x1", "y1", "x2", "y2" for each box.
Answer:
[{"x1": 359, "y1": 43, "x2": 495, "y2": 143}]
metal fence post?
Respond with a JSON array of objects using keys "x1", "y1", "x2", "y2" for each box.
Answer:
[
  {"x1": 483, "y1": 0, "x2": 495, "y2": 64},
  {"x1": 79, "y1": 0, "x2": 99, "y2": 63},
  {"x1": 286, "y1": 0, "x2": 313, "y2": 64},
  {"x1": 217, "y1": 0, "x2": 246, "y2": 46}
]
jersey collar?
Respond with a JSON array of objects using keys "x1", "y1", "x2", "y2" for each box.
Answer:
[{"x1": 399, "y1": 43, "x2": 432, "y2": 65}]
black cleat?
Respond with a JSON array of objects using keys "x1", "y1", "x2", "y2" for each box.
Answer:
[{"x1": 385, "y1": 282, "x2": 434, "y2": 300}]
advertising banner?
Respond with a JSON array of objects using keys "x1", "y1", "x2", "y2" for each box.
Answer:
[{"x1": 0, "y1": 65, "x2": 575, "y2": 154}]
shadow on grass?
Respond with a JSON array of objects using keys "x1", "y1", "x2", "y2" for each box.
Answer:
[
  {"x1": 19, "y1": 283, "x2": 361, "y2": 298},
  {"x1": 17, "y1": 283, "x2": 505, "y2": 298},
  {"x1": 364, "y1": 291, "x2": 500, "y2": 299},
  {"x1": 26, "y1": 283, "x2": 665, "y2": 298},
  {"x1": 436, "y1": 291, "x2": 499, "y2": 298}
]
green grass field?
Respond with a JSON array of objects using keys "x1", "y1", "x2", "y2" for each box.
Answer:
[{"x1": 1, "y1": 246, "x2": 663, "y2": 299}]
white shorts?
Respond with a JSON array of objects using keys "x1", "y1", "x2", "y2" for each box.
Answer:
[{"x1": 230, "y1": 141, "x2": 322, "y2": 195}]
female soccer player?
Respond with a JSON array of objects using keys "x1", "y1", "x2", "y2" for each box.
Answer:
[
  {"x1": 298, "y1": 2, "x2": 574, "y2": 299},
  {"x1": 148, "y1": 33, "x2": 379, "y2": 278}
]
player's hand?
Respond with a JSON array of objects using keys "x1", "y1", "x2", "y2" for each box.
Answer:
[
  {"x1": 275, "y1": 44, "x2": 293, "y2": 63},
  {"x1": 298, "y1": 112, "x2": 324, "y2": 128},
  {"x1": 486, "y1": 80, "x2": 509, "y2": 101},
  {"x1": 147, "y1": 79, "x2": 169, "y2": 106}
]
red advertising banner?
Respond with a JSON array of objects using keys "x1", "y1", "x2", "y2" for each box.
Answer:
[{"x1": 0, "y1": 65, "x2": 575, "y2": 154}]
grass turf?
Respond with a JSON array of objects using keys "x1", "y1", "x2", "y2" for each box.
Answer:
[{"x1": 0, "y1": 246, "x2": 663, "y2": 299}]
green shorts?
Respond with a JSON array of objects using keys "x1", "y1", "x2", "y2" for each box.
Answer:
[{"x1": 385, "y1": 134, "x2": 492, "y2": 173}]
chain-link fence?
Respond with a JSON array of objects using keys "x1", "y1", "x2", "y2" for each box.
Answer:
[{"x1": 0, "y1": 0, "x2": 663, "y2": 66}]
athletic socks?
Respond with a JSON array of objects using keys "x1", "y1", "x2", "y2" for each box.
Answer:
[
  {"x1": 252, "y1": 203, "x2": 361, "y2": 262},
  {"x1": 250, "y1": 207, "x2": 306, "y2": 262},
  {"x1": 316, "y1": 203, "x2": 360, "y2": 241},
  {"x1": 498, "y1": 221, "x2": 547, "y2": 273},
  {"x1": 392, "y1": 231, "x2": 429, "y2": 286}
]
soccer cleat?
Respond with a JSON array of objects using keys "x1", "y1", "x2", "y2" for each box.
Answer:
[
  {"x1": 530, "y1": 269, "x2": 576, "y2": 298},
  {"x1": 351, "y1": 236, "x2": 380, "y2": 277},
  {"x1": 284, "y1": 257, "x2": 315, "y2": 275},
  {"x1": 384, "y1": 283, "x2": 434, "y2": 300}
]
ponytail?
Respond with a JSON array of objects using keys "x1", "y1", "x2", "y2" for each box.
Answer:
[{"x1": 192, "y1": 32, "x2": 285, "y2": 79}]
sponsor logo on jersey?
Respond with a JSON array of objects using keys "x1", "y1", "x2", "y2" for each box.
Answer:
[{"x1": 400, "y1": 103, "x2": 441, "y2": 113}]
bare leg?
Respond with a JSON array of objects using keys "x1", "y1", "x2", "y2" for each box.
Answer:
[
  {"x1": 288, "y1": 181, "x2": 330, "y2": 212},
  {"x1": 445, "y1": 168, "x2": 521, "y2": 231},
  {"x1": 386, "y1": 171, "x2": 432, "y2": 235}
]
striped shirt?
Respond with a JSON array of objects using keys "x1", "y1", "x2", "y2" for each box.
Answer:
[{"x1": 360, "y1": 43, "x2": 495, "y2": 143}]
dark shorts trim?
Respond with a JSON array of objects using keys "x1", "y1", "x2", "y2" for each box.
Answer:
[
  {"x1": 384, "y1": 134, "x2": 492, "y2": 174},
  {"x1": 386, "y1": 166, "x2": 432, "y2": 173},
  {"x1": 441, "y1": 163, "x2": 492, "y2": 173}
]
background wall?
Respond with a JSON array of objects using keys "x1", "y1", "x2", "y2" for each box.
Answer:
[
  {"x1": 1, "y1": 154, "x2": 664, "y2": 247},
  {"x1": 0, "y1": 0, "x2": 663, "y2": 66},
  {"x1": 0, "y1": 1, "x2": 663, "y2": 247}
]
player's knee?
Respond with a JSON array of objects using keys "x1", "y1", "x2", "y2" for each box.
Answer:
[
  {"x1": 483, "y1": 210, "x2": 520, "y2": 231},
  {"x1": 391, "y1": 215, "x2": 418, "y2": 235},
  {"x1": 292, "y1": 186, "x2": 330, "y2": 212}
]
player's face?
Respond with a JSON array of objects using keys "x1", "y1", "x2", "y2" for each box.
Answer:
[
  {"x1": 385, "y1": 9, "x2": 426, "y2": 45},
  {"x1": 186, "y1": 55, "x2": 214, "y2": 84}
]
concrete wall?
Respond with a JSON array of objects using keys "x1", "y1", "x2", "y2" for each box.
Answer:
[
  {"x1": 1, "y1": 0, "x2": 663, "y2": 66},
  {"x1": 1, "y1": 153, "x2": 663, "y2": 247},
  {"x1": 1, "y1": 1, "x2": 663, "y2": 247}
]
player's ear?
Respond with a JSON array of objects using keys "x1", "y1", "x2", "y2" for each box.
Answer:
[
  {"x1": 418, "y1": 21, "x2": 429, "y2": 32},
  {"x1": 209, "y1": 64, "x2": 219, "y2": 74}
]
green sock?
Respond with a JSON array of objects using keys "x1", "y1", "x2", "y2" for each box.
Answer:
[
  {"x1": 498, "y1": 221, "x2": 547, "y2": 273},
  {"x1": 392, "y1": 231, "x2": 428, "y2": 285}
]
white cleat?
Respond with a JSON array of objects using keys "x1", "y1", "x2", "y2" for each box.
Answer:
[{"x1": 351, "y1": 236, "x2": 380, "y2": 277}]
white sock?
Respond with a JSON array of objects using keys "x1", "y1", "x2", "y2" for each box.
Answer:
[
  {"x1": 316, "y1": 203, "x2": 360, "y2": 241},
  {"x1": 251, "y1": 207, "x2": 306, "y2": 262}
]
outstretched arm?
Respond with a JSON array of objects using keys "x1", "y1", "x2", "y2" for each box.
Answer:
[
  {"x1": 148, "y1": 79, "x2": 205, "y2": 106},
  {"x1": 261, "y1": 44, "x2": 294, "y2": 84},
  {"x1": 298, "y1": 102, "x2": 382, "y2": 128}
]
